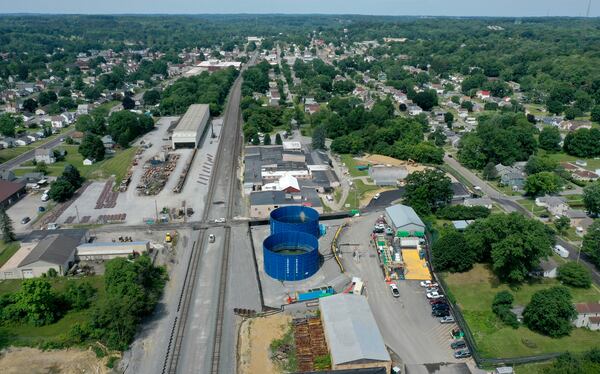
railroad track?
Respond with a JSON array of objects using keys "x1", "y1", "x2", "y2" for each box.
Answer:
[{"x1": 162, "y1": 74, "x2": 244, "y2": 374}]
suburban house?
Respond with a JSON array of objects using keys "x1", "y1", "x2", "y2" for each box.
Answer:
[
  {"x1": 532, "y1": 258, "x2": 558, "y2": 278},
  {"x1": 0, "y1": 234, "x2": 80, "y2": 279},
  {"x1": 476, "y1": 90, "x2": 491, "y2": 100},
  {"x1": 495, "y1": 164, "x2": 526, "y2": 190},
  {"x1": 51, "y1": 115, "x2": 66, "y2": 128},
  {"x1": 83, "y1": 158, "x2": 94, "y2": 166},
  {"x1": 535, "y1": 196, "x2": 568, "y2": 217},
  {"x1": 0, "y1": 180, "x2": 26, "y2": 208},
  {"x1": 572, "y1": 169, "x2": 599, "y2": 182},
  {"x1": 101, "y1": 135, "x2": 116, "y2": 149},
  {"x1": 574, "y1": 303, "x2": 600, "y2": 331},
  {"x1": 408, "y1": 105, "x2": 423, "y2": 116},
  {"x1": 34, "y1": 148, "x2": 56, "y2": 164},
  {"x1": 77, "y1": 104, "x2": 90, "y2": 115},
  {"x1": 0, "y1": 137, "x2": 15, "y2": 148}
]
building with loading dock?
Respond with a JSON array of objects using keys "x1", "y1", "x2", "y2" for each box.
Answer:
[{"x1": 171, "y1": 104, "x2": 210, "y2": 149}]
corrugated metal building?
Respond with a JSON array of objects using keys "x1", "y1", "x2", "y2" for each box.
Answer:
[
  {"x1": 368, "y1": 165, "x2": 408, "y2": 186},
  {"x1": 76, "y1": 241, "x2": 150, "y2": 261},
  {"x1": 319, "y1": 294, "x2": 391, "y2": 373},
  {"x1": 385, "y1": 204, "x2": 425, "y2": 235},
  {"x1": 172, "y1": 104, "x2": 210, "y2": 149}
]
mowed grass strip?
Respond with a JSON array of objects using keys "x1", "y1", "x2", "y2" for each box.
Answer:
[{"x1": 443, "y1": 264, "x2": 600, "y2": 358}]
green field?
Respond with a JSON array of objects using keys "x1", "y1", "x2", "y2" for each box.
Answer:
[
  {"x1": 443, "y1": 264, "x2": 600, "y2": 359},
  {"x1": 0, "y1": 276, "x2": 105, "y2": 348},
  {"x1": 340, "y1": 154, "x2": 369, "y2": 177},
  {"x1": 547, "y1": 153, "x2": 600, "y2": 172},
  {"x1": 14, "y1": 146, "x2": 137, "y2": 185},
  {"x1": 0, "y1": 242, "x2": 20, "y2": 268},
  {"x1": 344, "y1": 179, "x2": 381, "y2": 209},
  {"x1": 0, "y1": 147, "x2": 34, "y2": 164}
]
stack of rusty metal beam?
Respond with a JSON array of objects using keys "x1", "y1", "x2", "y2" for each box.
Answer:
[{"x1": 292, "y1": 316, "x2": 330, "y2": 372}]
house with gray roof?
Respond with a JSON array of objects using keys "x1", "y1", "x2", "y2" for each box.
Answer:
[
  {"x1": 0, "y1": 234, "x2": 80, "y2": 279},
  {"x1": 319, "y1": 294, "x2": 391, "y2": 373},
  {"x1": 496, "y1": 164, "x2": 525, "y2": 190}
]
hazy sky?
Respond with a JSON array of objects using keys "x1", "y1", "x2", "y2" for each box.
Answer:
[{"x1": 0, "y1": 0, "x2": 597, "y2": 17}]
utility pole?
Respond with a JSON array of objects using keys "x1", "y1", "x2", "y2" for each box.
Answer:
[
  {"x1": 587, "y1": 0, "x2": 592, "y2": 17},
  {"x1": 75, "y1": 205, "x2": 80, "y2": 224}
]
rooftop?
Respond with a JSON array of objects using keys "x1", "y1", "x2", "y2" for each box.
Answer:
[
  {"x1": 173, "y1": 104, "x2": 210, "y2": 132},
  {"x1": 319, "y1": 294, "x2": 391, "y2": 366},
  {"x1": 385, "y1": 204, "x2": 425, "y2": 229},
  {"x1": 19, "y1": 234, "x2": 80, "y2": 267},
  {"x1": 575, "y1": 303, "x2": 600, "y2": 314},
  {"x1": 0, "y1": 180, "x2": 24, "y2": 202}
]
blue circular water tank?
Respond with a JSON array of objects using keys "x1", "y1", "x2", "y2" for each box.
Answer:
[
  {"x1": 263, "y1": 231, "x2": 319, "y2": 281},
  {"x1": 270, "y1": 206, "x2": 320, "y2": 238}
]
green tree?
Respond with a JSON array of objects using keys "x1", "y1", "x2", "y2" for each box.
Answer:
[
  {"x1": 557, "y1": 262, "x2": 592, "y2": 288},
  {"x1": 539, "y1": 127, "x2": 562, "y2": 152},
  {"x1": 591, "y1": 105, "x2": 600, "y2": 123},
  {"x1": 464, "y1": 213, "x2": 553, "y2": 282},
  {"x1": 525, "y1": 155, "x2": 558, "y2": 175},
  {"x1": 34, "y1": 160, "x2": 48, "y2": 174},
  {"x1": 524, "y1": 172, "x2": 561, "y2": 197},
  {"x1": 275, "y1": 133, "x2": 283, "y2": 145},
  {"x1": 62, "y1": 164, "x2": 83, "y2": 189},
  {"x1": 412, "y1": 89, "x2": 438, "y2": 111},
  {"x1": 403, "y1": 169, "x2": 452, "y2": 215},
  {"x1": 64, "y1": 282, "x2": 97, "y2": 310},
  {"x1": 107, "y1": 111, "x2": 154, "y2": 148},
  {"x1": 122, "y1": 95, "x2": 135, "y2": 110},
  {"x1": 312, "y1": 125, "x2": 326, "y2": 150},
  {"x1": 582, "y1": 220, "x2": 600, "y2": 267},
  {"x1": 431, "y1": 230, "x2": 475, "y2": 272},
  {"x1": 22, "y1": 98, "x2": 38, "y2": 112},
  {"x1": 142, "y1": 89, "x2": 161, "y2": 106},
  {"x1": 583, "y1": 182, "x2": 600, "y2": 217},
  {"x1": 38, "y1": 91, "x2": 58, "y2": 106},
  {"x1": 263, "y1": 134, "x2": 271, "y2": 145},
  {"x1": 444, "y1": 112, "x2": 454, "y2": 128},
  {"x1": 79, "y1": 134, "x2": 106, "y2": 161},
  {"x1": 5, "y1": 279, "x2": 61, "y2": 326},
  {"x1": 251, "y1": 133, "x2": 260, "y2": 145},
  {"x1": 492, "y1": 291, "x2": 519, "y2": 328},
  {"x1": 0, "y1": 207, "x2": 16, "y2": 242},
  {"x1": 523, "y1": 286, "x2": 576, "y2": 337},
  {"x1": 0, "y1": 113, "x2": 19, "y2": 137},
  {"x1": 554, "y1": 216, "x2": 571, "y2": 234},
  {"x1": 482, "y1": 162, "x2": 498, "y2": 180},
  {"x1": 48, "y1": 177, "x2": 76, "y2": 202}
]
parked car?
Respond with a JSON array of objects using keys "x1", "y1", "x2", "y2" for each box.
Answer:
[
  {"x1": 214, "y1": 218, "x2": 226, "y2": 223},
  {"x1": 430, "y1": 298, "x2": 447, "y2": 305},
  {"x1": 432, "y1": 309, "x2": 450, "y2": 317},
  {"x1": 427, "y1": 291, "x2": 444, "y2": 299},
  {"x1": 373, "y1": 193, "x2": 381, "y2": 200},
  {"x1": 432, "y1": 304, "x2": 450, "y2": 311},
  {"x1": 209, "y1": 234, "x2": 215, "y2": 243},
  {"x1": 426, "y1": 287, "x2": 439, "y2": 293},
  {"x1": 41, "y1": 193, "x2": 49, "y2": 202},
  {"x1": 390, "y1": 283, "x2": 400, "y2": 298},
  {"x1": 420, "y1": 280, "x2": 438, "y2": 287},
  {"x1": 38, "y1": 206, "x2": 45, "y2": 212},
  {"x1": 454, "y1": 349, "x2": 471, "y2": 359},
  {"x1": 20, "y1": 217, "x2": 30, "y2": 224},
  {"x1": 451, "y1": 340, "x2": 467, "y2": 350},
  {"x1": 440, "y1": 316, "x2": 455, "y2": 324}
]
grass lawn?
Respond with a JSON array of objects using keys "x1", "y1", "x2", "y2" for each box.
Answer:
[
  {"x1": 340, "y1": 154, "x2": 369, "y2": 177},
  {"x1": 0, "y1": 241, "x2": 20, "y2": 268},
  {"x1": 14, "y1": 146, "x2": 136, "y2": 185},
  {"x1": 517, "y1": 199, "x2": 549, "y2": 217},
  {"x1": 443, "y1": 264, "x2": 600, "y2": 359},
  {"x1": 0, "y1": 146, "x2": 34, "y2": 164},
  {"x1": 344, "y1": 179, "x2": 381, "y2": 209},
  {"x1": 547, "y1": 153, "x2": 600, "y2": 172},
  {"x1": 564, "y1": 194, "x2": 585, "y2": 209},
  {"x1": 0, "y1": 276, "x2": 105, "y2": 348}
]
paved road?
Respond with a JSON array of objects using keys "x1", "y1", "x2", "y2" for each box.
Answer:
[
  {"x1": 444, "y1": 154, "x2": 600, "y2": 286},
  {"x1": 0, "y1": 128, "x2": 75, "y2": 170}
]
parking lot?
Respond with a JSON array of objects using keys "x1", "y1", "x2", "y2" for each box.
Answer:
[
  {"x1": 339, "y1": 212, "x2": 470, "y2": 366},
  {"x1": 7, "y1": 190, "x2": 51, "y2": 233},
  {"x1": 54, "y1": 116, "x2": 224, "y2": 226}
]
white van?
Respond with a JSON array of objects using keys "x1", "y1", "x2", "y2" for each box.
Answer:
[{"x1": 553, "y1": 245, "x2": 569, "y2": 258}]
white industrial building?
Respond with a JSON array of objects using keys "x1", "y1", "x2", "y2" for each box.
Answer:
[
  {"x1": 385, "y1": 204, "x2": 425, "y2": 236},
  {"x1": 172, "y1": 104, "x2": 210, "y2": 149},
  {"x1": 319, "y1": 294, "x2": 392, "y2": 373},
  {"x1": 76, "y1": 241, "x2": 150, "y2": 261},
  {"x1": 0, "y1": 234, "x2": 80, "y2": 279}
]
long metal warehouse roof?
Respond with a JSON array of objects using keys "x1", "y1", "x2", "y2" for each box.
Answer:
[
  {"x1": 174, "y1": 104, "x2": 210, "y2": 132},
  {"x1": 319, "y1": 294, "x2": 391, "y2": 366}
]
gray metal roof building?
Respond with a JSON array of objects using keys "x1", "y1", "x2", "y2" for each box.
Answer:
[
  {"x1": 368, "y1": 165, "x2": 408, "y2": 186},
  {"x1": 385, "y1": 204, "x2": 425, "y2": 234},
  {"x1": 19, "y1": 234, "x2": 80, "y2": 267},
  {"x1": 172, "y1": 104, "x2": 210, "y2": 149},
  {"x1": 319, "y1": 294, "x2": 391, "y2": 372}
]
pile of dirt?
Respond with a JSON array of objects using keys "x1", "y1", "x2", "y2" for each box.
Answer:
[
  {"x1": 238, "y1": 313, "x2": 292, "y2": 374},
  {"x1": 0, "y1": 347, "x2": 108, "y2": 374},
  {"x1": 363, "y1": 154, "x2": 430, "y2": 173}
]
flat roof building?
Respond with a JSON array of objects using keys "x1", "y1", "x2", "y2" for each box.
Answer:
[
  {"x1": 76, "y1": 241, "x2": 150, "y2": 261},
  {"x1": 319, "y1": 294, "x2": 391, "y2": 373},
  {"x1": 172, "y1": 104, "x2": 210, "y2": 149},
  {"x1": 368, "y1": 165, "x2": 408, "y2": 186}
]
